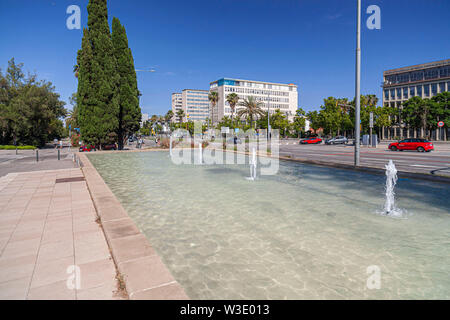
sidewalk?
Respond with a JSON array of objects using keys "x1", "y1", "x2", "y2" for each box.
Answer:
[{"x1": 0, "y1": 168, "x2": 123, "y2": 300}]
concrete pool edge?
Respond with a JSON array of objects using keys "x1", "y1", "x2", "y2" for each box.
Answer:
[{"x1": 77, "y1": 152, "x2": 189, "y2": 300}]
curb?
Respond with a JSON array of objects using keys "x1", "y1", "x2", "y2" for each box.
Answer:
[{"x1": 77, "y1": 152, "x2": 189, "y2": 300}]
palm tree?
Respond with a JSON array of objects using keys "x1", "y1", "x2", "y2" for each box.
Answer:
[
  {"x1": 165, "y1": 110, "x2": 174, "y2": 124},
  {"x1": 208, "y1": 91, "x2": 219, "y2": 126},
  {"x1": 226, "y1": 93, "x2": 239, "y2": 121},
  {"x1": 236, "y1": 96, "x2": 265, "y2": 128},
  {"x1": 176, "y1": 109, "x2": 185, "y2": 124}
]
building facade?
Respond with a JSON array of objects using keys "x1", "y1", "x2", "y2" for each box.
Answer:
[
  {"x1": 382, "y1": 59, "x2": 450, "y2": 139},
  {"x1": 383, "y1": 59, "x2": 450, "y2": 107},
  {"x1": 171, "y1": 93, "x2": 182, "y2": 121},
  {"x1": 209, "y1": 78, "x2": 298, "y2": 124},
  {"x1": 181, "y1": 89, "x2": 210, "y2": 122}
]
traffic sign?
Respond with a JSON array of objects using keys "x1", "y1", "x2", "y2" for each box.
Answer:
[
  {"x1": 369, "y1": 112, "x2": 374, "y2": 128},
  {"x1": 438, "y1": 121, "x2": 444, "y2": 127}
]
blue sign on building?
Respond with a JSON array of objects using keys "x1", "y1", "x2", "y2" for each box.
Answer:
[{"x1": 217, "y1": 78, "x2": 235, "y2": 86}]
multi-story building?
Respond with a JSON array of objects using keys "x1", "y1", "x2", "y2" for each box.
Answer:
[
  {"x1": 140, "y1": 113, "x2": 149, "y2": 128},
  {"x1": 171, "y1": 93, "x2": 182, "y2": 121},
  {"x1": 181, "y1": 89, "x2": 210, "y2": 122},
  {"x1": 383, "y1": 59, "x2": 450, "y2": 108},
  {"x1": 209, "y1": 78, "x2": 298, "y2": 124},
  {"x1": 382, "y1": 59, "x2": 450, "y2": 139}
]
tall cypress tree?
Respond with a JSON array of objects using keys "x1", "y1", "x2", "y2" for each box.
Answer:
[
  {"x1": 77, "y1": 0, "x2": 118, "y2": 147},
  {"x1": 112, "y1": 17, "x2": 141, "y2": 150}
]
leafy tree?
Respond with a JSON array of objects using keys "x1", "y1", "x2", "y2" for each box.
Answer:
[
  {"x1": 165, "y1": 110, "x2": 174, "y2": 124},
  {"x1": 0, "y1": 58, "x2": 66, "y2": 146},
  {"x1": 77, "y1": 0, "x2": 119, "y2": 148},
  {"x1": 112, "y1": 17, "x2": 141, "y2": 150}
]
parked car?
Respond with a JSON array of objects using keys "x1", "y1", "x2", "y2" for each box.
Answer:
[
  {"x1": 325, "y1": 136, "x2": 348, "y2": 145},
  {"x1": 300, "y1": 137, "x2": 322, "y2": 144},
  {"x1": 79, "y1": 144, "x2": 96, "y2": 152},
  {"x1": 102, "y1": 143, "x2": 117, "y2": 150},
  {"x1": 388, "y1": 139, "x2": 434, "y2": 152}
]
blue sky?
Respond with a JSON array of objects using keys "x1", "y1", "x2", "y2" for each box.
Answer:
[{"x1": 1, "y1": 0, "x2": 449, "y2": 116}]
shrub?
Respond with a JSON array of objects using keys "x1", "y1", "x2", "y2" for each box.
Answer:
[
  {"x1": 0, "y1": 145, "x2": 36, "y2": 150},
  {"x1": 190, "y1": 140, "x2": 209, "y2": 148}
]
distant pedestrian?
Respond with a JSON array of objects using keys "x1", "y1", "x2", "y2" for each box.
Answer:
[
  {"x1": 138, "y1": 137, "x2": 143, "y2": 149},
  {"x1": 53, "y1": 138, "x2": 58, "y2": 149},
  {"x1": 59, "y1": 140, "x2": 63, "y2": 149}
]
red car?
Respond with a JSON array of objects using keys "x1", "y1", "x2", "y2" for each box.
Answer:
[
  {"x1": 388, "y1": 139, "x2": 434, "y2": 152},
  {"x1": 79, "y1": 144, "x2": 96, "y2": 152},
  {"x1": 300, "y1": 137, "x2": 322, "y2": 144}
]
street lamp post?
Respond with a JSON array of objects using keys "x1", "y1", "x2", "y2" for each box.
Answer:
[
  {"x1": 354, "y1": 0, "x2": 361, "y2": 166},
  {"x1": 267, "y1": 91, "x2": 270, "y2": 141}
]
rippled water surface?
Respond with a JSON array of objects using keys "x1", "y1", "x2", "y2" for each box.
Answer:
[{"x1": 88, "y1": 151, "x2": 450, "y2": 299}]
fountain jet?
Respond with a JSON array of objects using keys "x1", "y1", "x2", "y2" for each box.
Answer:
[
  {"x1": 381, "y1": 160, "x2": 406, "y2": 218},
  {"x1": 198, "y1": 142, "x2": 203, "y2": 165},
  {"x1": 246, "y1": 147, "x2": 257, "y2": 181}
]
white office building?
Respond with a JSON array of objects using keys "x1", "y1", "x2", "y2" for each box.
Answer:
[{"x1": 209, "y1": 78, "x2": 298, "y2": 124}]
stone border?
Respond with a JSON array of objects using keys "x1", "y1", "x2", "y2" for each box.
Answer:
[{"x1": 77, "y1": 152, "x2": 189, "y2": 300}]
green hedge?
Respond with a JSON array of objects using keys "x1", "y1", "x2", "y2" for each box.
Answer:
[{"x1": 0, "y1": 145, "x2": 36, "y2": 150}]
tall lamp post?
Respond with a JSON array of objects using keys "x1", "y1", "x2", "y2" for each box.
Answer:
[
  {"x1": 354, "y1": 0, "x2": 361, "y2": 166},
  {"x1": 267, "y1": 91, "x2": 270, "y2": 141}
]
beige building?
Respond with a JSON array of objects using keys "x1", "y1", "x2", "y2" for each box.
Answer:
[
  {"x1": 209, "y1": 78, "x2": 298, "y2": 124},
  {"x1": 382, "y1": 59, "x2": 450, "y2": 139},
  {"x1": 171, "y1": 93, "x2": 182, "y2": 121},
  {"x1": 182, "y1": 89, "x2": 209, "y2": 122}
]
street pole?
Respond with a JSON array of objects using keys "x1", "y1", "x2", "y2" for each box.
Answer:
[
  {"x1": 354, "y1": 0, "x2": 361, "y2": 166},
  {"x1": 267, "y1": 91, "x2": 270, "y2": 141}
]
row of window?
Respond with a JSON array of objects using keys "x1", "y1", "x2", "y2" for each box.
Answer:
[
  {"x1": 384, "y1": 82, "x2": 449, "y2": 100},
  {"x1": 384, "y1": 66, "x2": 450, "y2": 84},
  {"x1": 224, "y1": 86, "x2": 291, "y2": 97}
]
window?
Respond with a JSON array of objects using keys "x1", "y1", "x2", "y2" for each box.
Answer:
[
  {"x1": 384, "y1": 90, "x2": 389, "y2": 100},
  {"x1": 390, "y1": 89, "x2": 395, "y2": 99},
  {"x1": 403, "y1": 87, "x2": 408, "y2": 99},
  {"x1": 410, "y1": 86, "x2": 415, "y2": 97},
  {"x1": 396, "y1": 88, "x2": 401, "y2": 99},
  {"x1": 431, "y1": 83, "x2": 437, "y2": 96},
  {"x1": 439, "y1": 82, "x2": 445, "y2": 93},
  {"x1": 416, "y1": 85, "x2": 422, "y2": 97},
  {"x1": 424, "y1": 84, "x2": 430, "y2": 97}
]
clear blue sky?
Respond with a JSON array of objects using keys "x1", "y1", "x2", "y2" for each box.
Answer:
[{"x1": 1, "y1": 0, "x2": 449, "y2": 116}]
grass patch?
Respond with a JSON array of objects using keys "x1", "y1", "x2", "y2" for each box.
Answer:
[{"x1": 0, "y1": 145, "x2": 36, "y2": 150}]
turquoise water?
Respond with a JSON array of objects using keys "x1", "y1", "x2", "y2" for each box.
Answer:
[{"x1": 88, "y1": 151, "x2": 450, "y2": 299}]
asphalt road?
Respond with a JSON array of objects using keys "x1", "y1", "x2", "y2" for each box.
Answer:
[{"x1": 278, "y1": 140, "x2": 450, "y2": 177}]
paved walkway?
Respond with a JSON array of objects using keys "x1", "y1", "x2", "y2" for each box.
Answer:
[{"x1": 0, "y1": 168, "x2": 123, "y2": 300}]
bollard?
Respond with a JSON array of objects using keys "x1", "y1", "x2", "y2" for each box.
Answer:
[
  {"x1": 58, "y1": 149, "x2": 60, "y2": 160},
  {"x1": 36, "y1": 149, "x2": 39, "y2": 162}
]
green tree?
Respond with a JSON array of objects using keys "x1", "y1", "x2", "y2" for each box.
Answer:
[
  {"x1": 176, "y1": 109, "x2": 185, "y2": 124},
  {"x1": 402, "y1": 96, "x2": 435, "y2": 137},
  {"x1": 77, "y1": 0, "x2": 119, "y2": 148},
  {"x1": 112, "y1": 17, "x2": 141, "y2": 150},
  {"x1": 208, "y1": 91, "x2": 219, "y2": 125},
  {"x1": 236, "y1": 96, "x2": 265, "y2": 128},
  {"x1": 226, "y1": 93, "x2": 239, "y2": 120},
  {"x1": 165, "y1": 110, "x2": 174, "y2": 124},
  {"x1": 0, "y1": 58, "x2": 67, "y2": 146}
]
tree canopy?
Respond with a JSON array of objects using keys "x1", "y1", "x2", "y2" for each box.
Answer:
[{"x1": 0, "y1": 58, "x2": 66, "y2": 147}]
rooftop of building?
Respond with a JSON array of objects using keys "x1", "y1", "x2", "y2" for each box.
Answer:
[
  {"x1": 384, "y1": 59, "x2": 450, "y2": 75},
  {"x1": 210, "y1": 78, "x2": 297, "y2": 87},
  {"x1": 182, "y1": 89, "x2": 209, "y2": 92}
]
